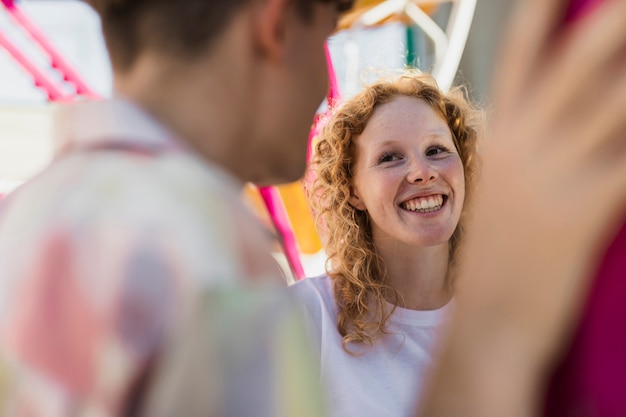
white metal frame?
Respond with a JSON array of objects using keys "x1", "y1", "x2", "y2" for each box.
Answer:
[{"x1": 351, "y1": 0, "x2": 477, "y2": 91}]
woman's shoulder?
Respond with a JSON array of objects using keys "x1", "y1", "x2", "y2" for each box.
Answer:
[
  {"x1": 289, "y1": 274, "x2": 333, "y2": 299},
  {"x1": 288, "y1": 274, "x2": 337, "y2": 317}
]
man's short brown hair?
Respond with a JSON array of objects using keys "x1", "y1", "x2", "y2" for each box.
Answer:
[{"x1": 85, "y1": 0, "x2": 354, "y2": 71}]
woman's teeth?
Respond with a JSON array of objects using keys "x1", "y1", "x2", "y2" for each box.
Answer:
[{"x1": 402, "y1": 194, "x2": 444, "y2": 212}]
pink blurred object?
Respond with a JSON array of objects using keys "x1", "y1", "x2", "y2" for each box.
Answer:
[
  {"x1": 260, "y1": 42, "x2": 340, "y2": 281},
  {"x1": 258, "y1": 186, "x2": 306, "y2": 280},
  {"x1": 543, "y1": 1, "x2": 626, "y2": 415},
  {"x1": 543, "y1": 221, "x2": 626, "y2": 416},
  {"x1": 563, "y1": 0, "x2": 604, "y2": 22},
  {"x1": 0, "y1": 0, "x2": 99, "y2": 101},
  {"x1": 306, "y1": 43, "x2": 340, "y2": 163},
  {"x1": 325, "y1": 43, "x2": 341, "y2": 110},
  {"x1": 0, "y1": 29, "x2": 70, "y2": 101}
]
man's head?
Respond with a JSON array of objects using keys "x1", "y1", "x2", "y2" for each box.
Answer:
[
  {"x1": 85, "y1": 0, "x2": 353, "y2": 72},
  {"x1": 84, "y1": 0, "x2": 354, "y2": 186}
]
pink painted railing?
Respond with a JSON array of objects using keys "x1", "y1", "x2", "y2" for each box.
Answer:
[{"x1": 1, "y1": 0, "x2": 99, "y2": 99}]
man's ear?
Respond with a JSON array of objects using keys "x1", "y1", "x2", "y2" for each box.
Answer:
[
  {"x1": 348, "y1": 186, "x2": 366, "y2": 211},
  {"x1": 253, "y1": 0, "x2": 291, "y2": 61}
]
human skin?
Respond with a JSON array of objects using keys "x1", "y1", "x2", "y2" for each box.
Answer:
[
  {"x1": 112, "y1": 0, "x2": 341, "y2": 186},
  {"x1": 416, "y1": 0, "x2": 626, "y2": 415},
  {"x1": 349, "y1": 97, "x2": 465, "y2": 251},
  {"x1": 349, "y1": 96, "x2": 464, "y2": 310}
]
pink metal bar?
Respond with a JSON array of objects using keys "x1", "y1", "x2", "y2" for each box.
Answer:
[
  {"x1": 259, "y1": 41, "x2": 341, "y2": 281},
  {"x1": 0, "y1": 28, "x2": 70, "y2": 101},
  {"x1": 325, "y1": 42, "x2": 340, "y2": 109},
  {"x1": 1, "y1": 0, "x2": 100, "y2": 99},
  {"x1": 258, "y1": 186, "x2": 306, "y2": 280},
  {"x1": 307, "y1": 42, "x2": 341, "y2": 163}
]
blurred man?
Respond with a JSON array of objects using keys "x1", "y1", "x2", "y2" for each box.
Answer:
[{"x1": 0, "y1": 0, "x2": 352, "y2": 415}]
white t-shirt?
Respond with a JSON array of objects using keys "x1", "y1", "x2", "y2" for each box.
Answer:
[{"x1": 289, "y1": 275, "x2": 453, "y2": 417}]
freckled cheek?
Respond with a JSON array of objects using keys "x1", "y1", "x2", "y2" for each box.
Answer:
[
  {"x1": 438, "y1": 158, "x2": 464, "y2": 187},
  {"x1": 375, "y1": 172, "x2": 402, "y2": 192},
  {"x1": 359, "y1": 173, "x2": 397, "y2": 206},
  {"x1": 448, "y1": 161, "x2": 466, "y2": 201}
]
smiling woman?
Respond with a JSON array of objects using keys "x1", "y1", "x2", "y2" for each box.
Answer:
[
  {"x1": 289, "y1": 70, "x2": 482, "y2": 417},
  {"x1": 348, "y1": 96, "x2": 466, "y2": 251}
]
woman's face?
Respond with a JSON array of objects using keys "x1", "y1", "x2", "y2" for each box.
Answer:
[{"x1": 349, "y1": 96, "x2": 465, "y2": 249}]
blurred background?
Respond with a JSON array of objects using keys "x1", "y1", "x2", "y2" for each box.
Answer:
[
  {"x1": 0, "y1": 0, "x2": 109, "y2": 193},
  {"x1": 0, "y1": 0, "x2": 515, "y2": 278}
]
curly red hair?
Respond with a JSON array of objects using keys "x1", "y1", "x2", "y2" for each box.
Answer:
[{"x1": 308, "y1": 71, "x2": 483, "y2": 352}]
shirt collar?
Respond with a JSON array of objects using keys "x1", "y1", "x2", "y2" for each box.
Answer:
[{"x1": 53, "y1": 97, "x2": 183, "y2": 154}]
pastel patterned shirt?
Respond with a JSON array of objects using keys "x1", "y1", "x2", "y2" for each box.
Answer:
[{"x1": 0, "y1": 99, "x2": 323, "y2": 417}]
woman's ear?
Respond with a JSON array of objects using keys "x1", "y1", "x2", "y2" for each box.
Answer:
[{"x1": 348, "y1": 186, "x2": 366, "y2": 211}]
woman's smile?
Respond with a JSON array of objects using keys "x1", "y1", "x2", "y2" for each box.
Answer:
[{"x1": 400, "y1": 194, "x2": 446, "y2": 213}]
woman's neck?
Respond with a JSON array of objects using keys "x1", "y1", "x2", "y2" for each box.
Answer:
[{"x1": 376, "y1": 242, "x2": 453, "y2": 311}]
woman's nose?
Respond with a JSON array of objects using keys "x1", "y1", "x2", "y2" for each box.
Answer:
[{"x1": 407, "y1": 160, "x2": 438, "y2": 184}]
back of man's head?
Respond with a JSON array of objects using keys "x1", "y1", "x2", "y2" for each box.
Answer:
[{"x1": 84, "y1": 0, "x2": 354, "y2": 72}]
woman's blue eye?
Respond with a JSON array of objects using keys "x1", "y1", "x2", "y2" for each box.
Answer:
[
  {"x1": 378, "y1": 153, "x2": 399, "y2": 163},
  {"x1": 426, "y1": 146, "x2": 448, "y2": 156}
]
